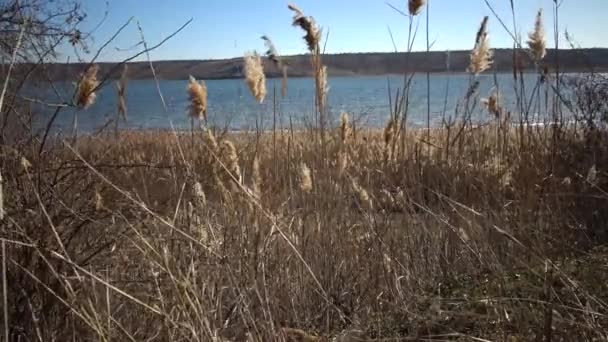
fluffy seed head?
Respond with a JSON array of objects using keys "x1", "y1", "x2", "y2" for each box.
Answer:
[
  {"x1": 384, "y1": 118, "x2": 397, "y2": 147},
  {"x1": 468, "y1": 17, "x2": 493, "y2": 75},
  {"x1": 243, "y1": 52, "x2": 267, "y2": 103},
  {"x1": 76, "y1": 64, "x2": 99, "y2": 109},
  {"x1": 252, "y1": 156, "x2": 262, "y2": 199},
  {"x1": 587, "y1": 164, "x2": 598, "y2": 186},
  {"x1": 262, "y1": 35, "x2": 289, "y2": 97},
  {"x1": 94, "y1": 191, "x2": 103, "y2": 211},
  {"x1": 299, "y1": 162, "x2": 313, "y2": 192},
  {"x1": 317, "y1": 65, "x2": 328, "y2": 111},
  {"x1": 338, "y1": 151, "x2": 349, "y2": 175},
  {"x1": 187, "y1": 75, "x2": 208, "y2": 121},
  {"x1": 408, "y1": 0, "x2": 426, "y2": 16},
  {"x1": 220, "y1": 140, "x2": 241, "y2": 183},
  {"x1": 193, "y1": 181, "x2": 207, "y2": 205},
  {"x1": 482, "y1": 89, "x2": 502, "y2": 118},
  {"x1": 288, "y1": 3, "x2": 321, "y2": 53},
  {"x1": 351, "y1": 178, "x2": 372, "y2": 210},
  {"x1": 116, "y1": 64, "x2": 128, "y2": 121},
  {"x1": 527, "y1": 9, "x2": 546, "y2": 62},
  {"x1": 205, "y1": 128, "x2": 219, "y2": 151},
  {"x1": 340, "y1": 112, "x2": 350, "y2": 144}
]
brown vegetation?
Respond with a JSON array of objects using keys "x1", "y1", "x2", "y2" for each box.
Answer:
[{"x1": 1, "y1": 1, "x2": 608, "y2": 341}]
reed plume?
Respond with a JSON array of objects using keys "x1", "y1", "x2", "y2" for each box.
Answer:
[
  {"x1": 408, "y1": 0, "x2": 426, "y2": 16},
  {"x1": 94, "y1": 191, "x2": 103, "y2": 212},
  {"x1": 187, "y1": 75, "x2": 208, "y2": 121},
  {"x1": 351, "y1": 178, "x2": 373, "y2": 210},
  {"x1": 252, "y1": 156, "x2": 262, "y2": 200},
  {"x1": 193, "y1": 181, "x2": 207, "y2": 207},
  {"x1": 299, "y1": 162, "x2": 313, "y2": 193},
  {"x1": 468, "y1": 16, "x2": 493, "y2": 75},
  {"x1": 527, "y1": 9, "x2": 546, "y2": 62},
  {"x1": 220, "y1": 140, "x2": 241, "y2": 184},
  {"x1": 117, "y1": 64, "x2": 128, "y2": 119},
  {"x1": 76, "y1": 64, "x2": 99, "y2": 108},
  {"x1": 205, "y1": 128, "x2": 219, "y2": 151},
  {"x1": 338, "y1": 151, "x2": 349, "y2": 176},
  {"x1": 243, "y1": 52, "x2": 267, "y2": 103},
  {"x1": 384, "y1": 118, "x2": 397, "y2": 157},
  {"x1": 339, "y1": 112, "x2": 350, "y2": 145},
  {"x1": 288, "y1": 3, "x2": 321, "y2": 53},
  {"x1": 482, "y1": 89, "x2": 502, "y2": 118},
  {"x1": 317, "y1": 65, "x2": 329, "y2": 112},
  {"x1": 261, "y1": 35, "x2": 288, "y2": 97}
]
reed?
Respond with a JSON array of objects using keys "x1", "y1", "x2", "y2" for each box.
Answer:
[
  {"x1": 527, "y1": 9, "x2": 547, "y2": 62},
  {"x1": 299, "y1": 162, "x2": 313, "y2": 192},
  {"x1": 468, "y1": 16, "x2": 493, "y2": 75},
  {"x1": 288, "y1": 3, "x2": 321, "y2": 54},
  {"x1": 408, "y1": 0, "x2": 426, "y2": 16},
  {"x1": 243, "y1": 52, "x2": 267, "y2": 103},
  {"x1": 261, "y1": 35, "x2": 288, "y2": 97},
  {"x1": 76, "y1": 64, "x2": 99, "y2": 109},
  {"x1": 187, "y1": 75, "x2": 208, "y2": 122}
]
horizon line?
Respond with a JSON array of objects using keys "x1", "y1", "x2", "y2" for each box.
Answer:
[{"x1": 50, "y1": 47, "x2": 608, "y2": 64}]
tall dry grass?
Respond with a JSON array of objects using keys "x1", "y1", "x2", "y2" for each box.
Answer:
[{"x1": 1, "y1": 2, "x2": 607, "y2": 342}]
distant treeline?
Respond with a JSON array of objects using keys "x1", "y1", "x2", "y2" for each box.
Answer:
[{"x1": 31, "y1": 48, "x2": 608, "y2": 81}]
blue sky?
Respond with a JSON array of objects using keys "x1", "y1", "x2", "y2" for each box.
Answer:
[{"x1": 63, "y1": 0, "x2": 607, "y2": 62}]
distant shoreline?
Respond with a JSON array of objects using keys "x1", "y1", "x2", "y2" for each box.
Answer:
[{"x1": 30, "y1": 48, "x2": 608, "y2": 81}]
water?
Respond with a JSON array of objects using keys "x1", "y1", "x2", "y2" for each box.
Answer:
[{"x1": 29, "y1": 73, "x2": 569, "y2": 133}]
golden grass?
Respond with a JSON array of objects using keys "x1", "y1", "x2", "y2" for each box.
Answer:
[
  {"x1": 468, "y1": 16, "x2": 493, "y2": 75},
  {"x1": 299, "y1": 162, "x2": 313, "y2": 192},
  {"x1": 3, "y1": 4, "x2": 608, "y2": 341},
  {"x1": 243, "y1": 52, "x2": 267, "y2": 103},
  {"x1": 527, "y1": 9, "x2": 547, "y2": 62},
  {"x1": 75, "y1": 64, "x2": 99, "y2": 108},
  {"x1": 187, "y1": 75, "x2": 208, "y2": 121},
  {"x1": 116, "y1": 64, "x2": 128, "y2": 121}
]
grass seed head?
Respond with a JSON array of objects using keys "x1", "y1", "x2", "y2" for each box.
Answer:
[
  {"x1": 468, "y1": 17, "x2": 493, "y2": 75},
  {"x1": 116, "y1": 64, "x2": 128, "y2": 120},
  {"x1": 527, "y1": 9, "x2": 547, "y2": 62},
  {"x1": 187, "y1": 75, "x2": 208, "y2": 121},
  {"x1": 288, "y1": 3, "x2": 321, "y2": 53},
  {"x1": 408, "y1": 0, "x2": 426, "y2": 16},
  {"x1": 299, "y1": 162, "x2": 313, "y2": 192},
  {"x1": 244, "y1": 52, "x2": 267, "y2": 103},
  {"x1": 340, "y1": 112, "x2": 350, "y2": 144},
  {"x1": 252, "y1": 156, "x2": 262, "y2": 199},
  {"x1": 482, "y1": 89, "x2": 502, "y2": 118},
  {"x1": 220, "y1": 140, "x2": 241, "y2": 183},
  {"x1": 76, "y1": 64, "x2": 99, "y2": 109}
]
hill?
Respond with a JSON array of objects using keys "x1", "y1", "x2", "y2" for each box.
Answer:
[{"x1": 36, "y1": 48, "x2": 608, "y2": 81}]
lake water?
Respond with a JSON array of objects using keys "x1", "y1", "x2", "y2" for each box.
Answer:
[{"x1": 30, "y1": 73, "x2": 570, "y2": 133}]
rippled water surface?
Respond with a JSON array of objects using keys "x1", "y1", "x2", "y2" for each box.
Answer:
[{"x1": 30, "y1": 73, "x2": 570, "y2": 133}]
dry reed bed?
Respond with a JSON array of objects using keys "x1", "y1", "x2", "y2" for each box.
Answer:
[
  {"x1": 2, "y1": 2, "x2": 608, "y2": 341},
  {"x1": 3, "y1": 122, "x2": 608, "y2": 340}
]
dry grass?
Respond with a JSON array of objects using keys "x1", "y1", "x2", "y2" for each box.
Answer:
[
  {"x1": 527, "y1": 9, "x2": 547, "y2": 62},
  {"x1": 243, "y1": 52, "x2": 267, "y2": 103},
  {"x1": 187, "y1": 75, "x2": 208, "y2": 121},
  {"x1": 3, "y1": 122, "x2": 608, "y2": 340},
  {"x1": 468, "y1": 16, "x2": 493, "y2": 75},
  {"x1": 1, "y1": 4, "x2": 608, "y2": 342},
  {"x1": 75, "y1": 64, "x2": 99, "y2": 108}
]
